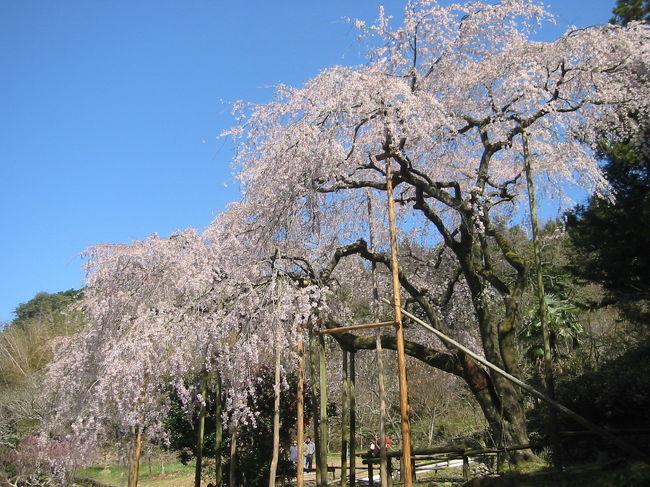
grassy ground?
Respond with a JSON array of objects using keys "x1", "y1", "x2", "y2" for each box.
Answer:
[
  {"x1": 77, "y1": 461, "x2": 196, "y2": 487},
  {"x1": 76, "y1": 456, "x2": 650, "y2": 486}
]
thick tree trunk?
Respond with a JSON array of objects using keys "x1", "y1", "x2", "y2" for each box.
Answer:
[
  {"x1": 455, "y1": 233, "x2": 534, "y2": 463},
  {"x1": 475, "y1": 306, "x2": 534, "y2": 461}
]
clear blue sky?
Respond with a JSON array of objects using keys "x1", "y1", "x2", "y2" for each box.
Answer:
[{"x1": 0, "y1": 0, "x2": 617, "y2": 323}]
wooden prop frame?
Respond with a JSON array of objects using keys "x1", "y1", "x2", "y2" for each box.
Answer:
[{"x1": 318, "y1": 162, "x2": 414, "y2": 487}]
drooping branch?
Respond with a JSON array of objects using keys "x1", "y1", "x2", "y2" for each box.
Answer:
[{"x1": 325, "y1": 321, "x2": 463, "y2": 377}]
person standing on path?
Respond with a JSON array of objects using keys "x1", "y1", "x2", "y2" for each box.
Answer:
[
  {"x1": 290, "y1": 440, "x2": 298, "y2": 465},
  {"x1": 304, "y1": 436, "x2": 315, "y2": 471}
]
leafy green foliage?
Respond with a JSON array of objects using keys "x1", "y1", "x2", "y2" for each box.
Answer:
[
  {"x1": 566, "y1": 131, "x2": 650, "y2": 328},
  {"x1": 611, "y1": 0, "x2": 650, "y2": 24},
  {"x1": 521, "y1": 294, "x2": 583, "y2": 364},
  {"x1": 1, "y1": 290, "x2": 84, "y2": 389},
  {"x1": 556, "y1": 338, "x2": 650, "y2": 432},
  {"x1": 566, "y1": 2, "x2": 650, "y2": 327},
  {"x1": 0, "y1": 289, "x2": 85, "y2": 483},
  {"x1": 165, "y1": 367, "x2": 320, "y2": 487},
  {"x1": 566, "y1": 137, "x2": 650, "y2": 292},
  {"x1": 12, "y1": 289, "x2": 83, "y2": 331}
]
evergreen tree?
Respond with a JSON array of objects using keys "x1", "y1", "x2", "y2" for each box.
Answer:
[
  {"x1": 566, "y1": 2, "x2": 649, "y2": 325},
  {"x1": 611, "y1": 0, "x2": 650, "y2": 25}
]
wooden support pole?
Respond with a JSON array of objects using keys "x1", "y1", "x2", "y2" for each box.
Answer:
[
  {"x1": 133, "y1": 427, "x2": 142, "y2": 487},
  {"x1": 350, "y1": 351, "x2": 357, "y2": 486},
  {"x1": 376, "y1": 335, "x2": 391, "y2": 487},
  {"x1": 368, "y1": 190, "x2": 391, "y2": 487},
  {"x1": 341, "y1": 350, "x2": 349, "y2": 487},
  {"x1": 268, "y1": 342, "x2": 282, "y2": 487},
  {"x1": 127, "y1": 428, "x2": 137, "y2": 487},
  {"x1": 318, "y1": 334, "x2": 330, "y2": 487},
  {"x1": 297, "y1": 339, "x2": 305, "y2": 487},
  {"x1": 319, "y1": 321, "x2": 396, "y2": 335},
  {"x1": 310, "y1": 335, "x2": 322, "y2": 485},
  {"x1": 229, "y1": 425, "x2": 238, "y2": 487},
  {"x1": 214, "y1": 375, "x2": 223, "y2": 487},
  {"x1": 127, "y1": 426, "x2": 143, "y2": 487},
  {"x1": 385, "y1": 162, "x2": 414, "y2": 487},
  {"x1": 195, "y1": 375, "x2": 207, "y2": 487}
]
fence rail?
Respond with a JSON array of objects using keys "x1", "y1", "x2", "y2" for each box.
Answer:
[{"x1": 359, "y1": 429, "x2": 650, "y2": 484}]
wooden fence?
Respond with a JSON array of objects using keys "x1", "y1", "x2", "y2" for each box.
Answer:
[{"x1": 360, "y1": 429, "x2": 650, "y2": 485}]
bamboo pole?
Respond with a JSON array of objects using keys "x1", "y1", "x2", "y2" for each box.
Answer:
[
  {"x1": 385, "y1": 162, "x2": 414, "y2": 486},
  {"x1": 522, "y1": 130, "x2": 562, "y2": 470},
  {"x1": 268, "y1": 342, "x2": 282, "y2": 487},
  {"x1": 195, "y1": 375, "x2": 207, "y2": 487},
  {"x1": 387, "y1": 299, "x2": 650, "y2": 465},
  {"x1": 341, "y1": 350, "x2": 349, "y2": 487},
  {"x1": 297, "y1": 339, "x2": 305, "y2": 487}
]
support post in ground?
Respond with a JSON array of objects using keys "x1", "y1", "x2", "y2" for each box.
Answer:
[
  {"x1": 350, "y1": 351, "x2": 357, "y2": 486},
  {"x1": 341, "y1": 350, "x2": 349, "y2": 487},
  {"x1": 296, "y1": 339, "x2": 305, "y2": 487},
  {"x1": 385, "y1": 161, "x2": 413, "y2": 487}
]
